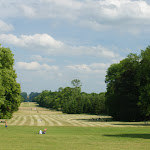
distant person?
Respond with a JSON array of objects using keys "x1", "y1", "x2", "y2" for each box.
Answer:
[
  {"x1": 5, "y1": 121, "x2": 8, "y2": 128},
  {"x1": 42, "y1": 128, "x2": 47, "y2": 134},
  {"x1": 39, "y1": 130, "x2": 42, "y2": 134},
  {"x1": 38, "y1": 128, "x2": 47, "y2": 134}
]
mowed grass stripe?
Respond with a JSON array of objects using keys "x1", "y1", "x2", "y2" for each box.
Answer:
[
  {"x1": 46, "y1": 115, "x2": 63, "y2": 126},
  {"x1": 29, "y1": 115, "x2": 35, "y2": 126},
  {"x1": 33, "y1": 115, "x2": 45, "y2": 126},
  {"x1": 55, "y1": 114, "x2": 86, "y2": 127},
  {"x1": 71, "y1": 116, "x2": 96, "y2": 127},
  {"x1": 22, "y1": 115, "x2": 32, "y2": 126},
  {"x1": 68, "y1": 118, "x2": 87, "y2": 127},
  {"x1": 18, "y1": 115, "x2": 27, "y2": 126},
  {"x1": 32, "y1": 115, "x2": 38, "y2": 126},
  {"x1": 57, "y1": 115, "x2": 79, "y2": 126},
  {"x1": 72, "y1": 115, "x2": 109, "y2": 127},
  {"x1": 8, "y1": 115, "x2": 17, "y2": 124},
  {"x1": 63, "y1": 115, "x2": 92, "y2": 127},
  {"x1": 10, "y1": 116, "x2": 22, "y2": 125},
  {"x1": 60, "y1": 115, "x2": 84, "y2": 126},
  {"x1": 40, "y1": 115, "x2": 54, "y2": 126},
  {"x1": 59, "y1": 114, "x2": 88, "y2": 127},
  {"x1": 23, "y1": 115, "x2": 32, "y2": 126}
]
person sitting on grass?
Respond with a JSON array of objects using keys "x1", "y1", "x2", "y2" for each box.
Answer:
[
  {"x1": 42, "y1": 128, "x2": 47, "y2": 134},
  {"x1": 39, "y1": 128, "x2": 47, "y2": 134},
  {"x1": 39, "y1": 130, "x2": 42, "y2": 134}
]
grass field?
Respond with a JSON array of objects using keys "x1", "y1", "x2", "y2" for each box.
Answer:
[{"x1": 0, "y1": 102, "x2": 150, "y2": 150}]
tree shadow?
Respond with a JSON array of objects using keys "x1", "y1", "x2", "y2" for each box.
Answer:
[
  {"x1": 112, "y1": 123, "x2": 150, "y2": 126},
  {"x1": 103, "y1": 134, "x2": 150, "y2": 139},
  {"x1": 75, "y1": 118, "x2": 112, "y2": 122}
]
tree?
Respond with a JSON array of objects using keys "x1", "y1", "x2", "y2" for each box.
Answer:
[
  {"x1": 0, "y1": 45, "x2": 21, "y2": 118},
  {"x1": 105, "y1": 53, "x2": 141, "y2": 121},
  {"x1": 28, "y1": 92, "x2": 40, "y2": 102},
  {"x1": 71, "y1": 79, "x2": 82, "y2": 88},
  {"x1": 20, "y1": 92, "x2": 28, "y2": 102},
  {"x1": 138, "y1": 46, "x2": 150, "y2": 120}
]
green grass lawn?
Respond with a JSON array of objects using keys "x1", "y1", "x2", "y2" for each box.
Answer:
[
  {"x1": 1, "y1": 102, "x2": 150, "y2": 150},
  {"x1": 1, "y1": 125, "x2": 150, "y2": 150},
  {"x1": 20, "y1": 102, "x2": 39, "y2": 107}
]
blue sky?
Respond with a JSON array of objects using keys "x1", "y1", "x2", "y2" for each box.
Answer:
[{"x1": 0, "y1": 0, "x2": 150, "y2": 94}]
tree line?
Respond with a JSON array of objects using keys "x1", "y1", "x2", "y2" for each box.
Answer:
[
  {"x1": 105, "y1": 46, "x2": 150, "y2": 121},
  {"x1": 31, "y1": 79, "x2": 106, "y2": 115},
  {"x1": 20, "y1": 92, "x2": 40, "y2": 102}
]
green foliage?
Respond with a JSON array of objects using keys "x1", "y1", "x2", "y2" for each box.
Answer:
[
  {"x1": 71, "y1": 79, "x2": 82, "y2": 88},
  {"x1": 34, "y1": 79, "x2": 107, "y2": 115},
  {"x1": 20, "y1": 92, "x2": 28, "y2": 102},
  {"x1": 28, "y1": 92, "x2": 40, "y2": 102},
  {"x1": 105, "y1": 48, "x2": 150, "y2": 121},
  {"x1": 138, "y1": 46, "x2": 150, "y2": 119},
  {"x1": 0, "y1": 45, "x2": 21, "y2": 118}
]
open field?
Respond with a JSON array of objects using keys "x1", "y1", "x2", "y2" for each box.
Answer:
[
  {"x1": 1, "y1": 125, "x2": 150, "y2": 150},
  {"x1": 1, "y1": 102, "x2": 150, "y2": 150},
  {"x1": 2, "y1": 102, "x2": 149, "y2": 127}
]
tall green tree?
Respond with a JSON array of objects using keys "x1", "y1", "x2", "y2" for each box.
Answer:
[
  {"x1": 0, "y1": 45, "x2": 21, "y2": 118},
  {"x1": 71, "y1": 79, "x2": 82, "y2": 88},
  {"x1": 105, "y1": 53, "x2": 141, "y2": 121},
  {"x1": 138, "y1": 46, "x2": 150, "y2": 120}
]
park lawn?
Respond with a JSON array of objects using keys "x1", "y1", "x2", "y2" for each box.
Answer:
[
  {"x1": 20, "y1": 102, "x2": 39, "y2": 107},
  {"x1": 0, "y1": 126, "x2": 150, "y2": 150}
]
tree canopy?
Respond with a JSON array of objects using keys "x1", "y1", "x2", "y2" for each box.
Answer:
[
  {"x1": 33, "y1": 80, "x2": 106, "y2": 115},
  {"x1": 0, "y1": 45, "x2": 21, "y2": 118},
  {"x1": 105, "y1": 46, "x2": 150, "y2": 121}
]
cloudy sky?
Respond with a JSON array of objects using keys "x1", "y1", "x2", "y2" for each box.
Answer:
[{"x1": 0, "y1": 0, "x2": 150, "y2": 94}]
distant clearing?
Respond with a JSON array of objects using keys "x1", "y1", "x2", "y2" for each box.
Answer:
[{"x1": 1, "y1": 102, "x2": 149, "y2": 127}]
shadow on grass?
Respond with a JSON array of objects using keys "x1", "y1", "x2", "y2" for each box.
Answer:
[
  {"x1": 75, "y1": 118, "x2": 112, "y2": 122},
  {"x1": 103, "y1": 134, "x2": 150, "y2": 139},
  {"x1": 112, "y1": 123, "x2": 150, "y2": 126}
]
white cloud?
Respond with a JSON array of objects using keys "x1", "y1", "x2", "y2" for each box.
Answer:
[
  {"x1": 20, "y1": 4, "x2": 36, "y2": 17},
  {"x1": 15, "y1": 61, "x2": 108, "y2": 93},
  {"x1": 77, "y1": 0, "x2": 150, "y2": 32},
  {"x1": 66, "y1": 63, "x2": 110, "y2": 74},
  {"x1": 16, "y1": 61, "x2": 58, "y2": 71},
  {"x1": 0, "y1": 34, "x2": 63, "y2": 48},
  {"x1": 1, "y1": 1, "x2": 150, "y2": 29},
  {"x1": 0, "y1": 20, "x2": 14, "y2": 32},
  {"x1": 89, "y1": 63, "x2": 110, "y2": 69},
  {"x1": 79, "y1": 20, "x2": 111, "y2": 31},
  {"x1": 0, "y1": 33, "x2": 120, "y2": 59},
  {"x1": 41, "y1": 0, "x2": 81, "y2": 9},
  {"x1": 0, "y1": 0, "x2": 150, "y2": 33},
  {"x1": 31, "y1": 55, "x2": 55, "y2": 63}
]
